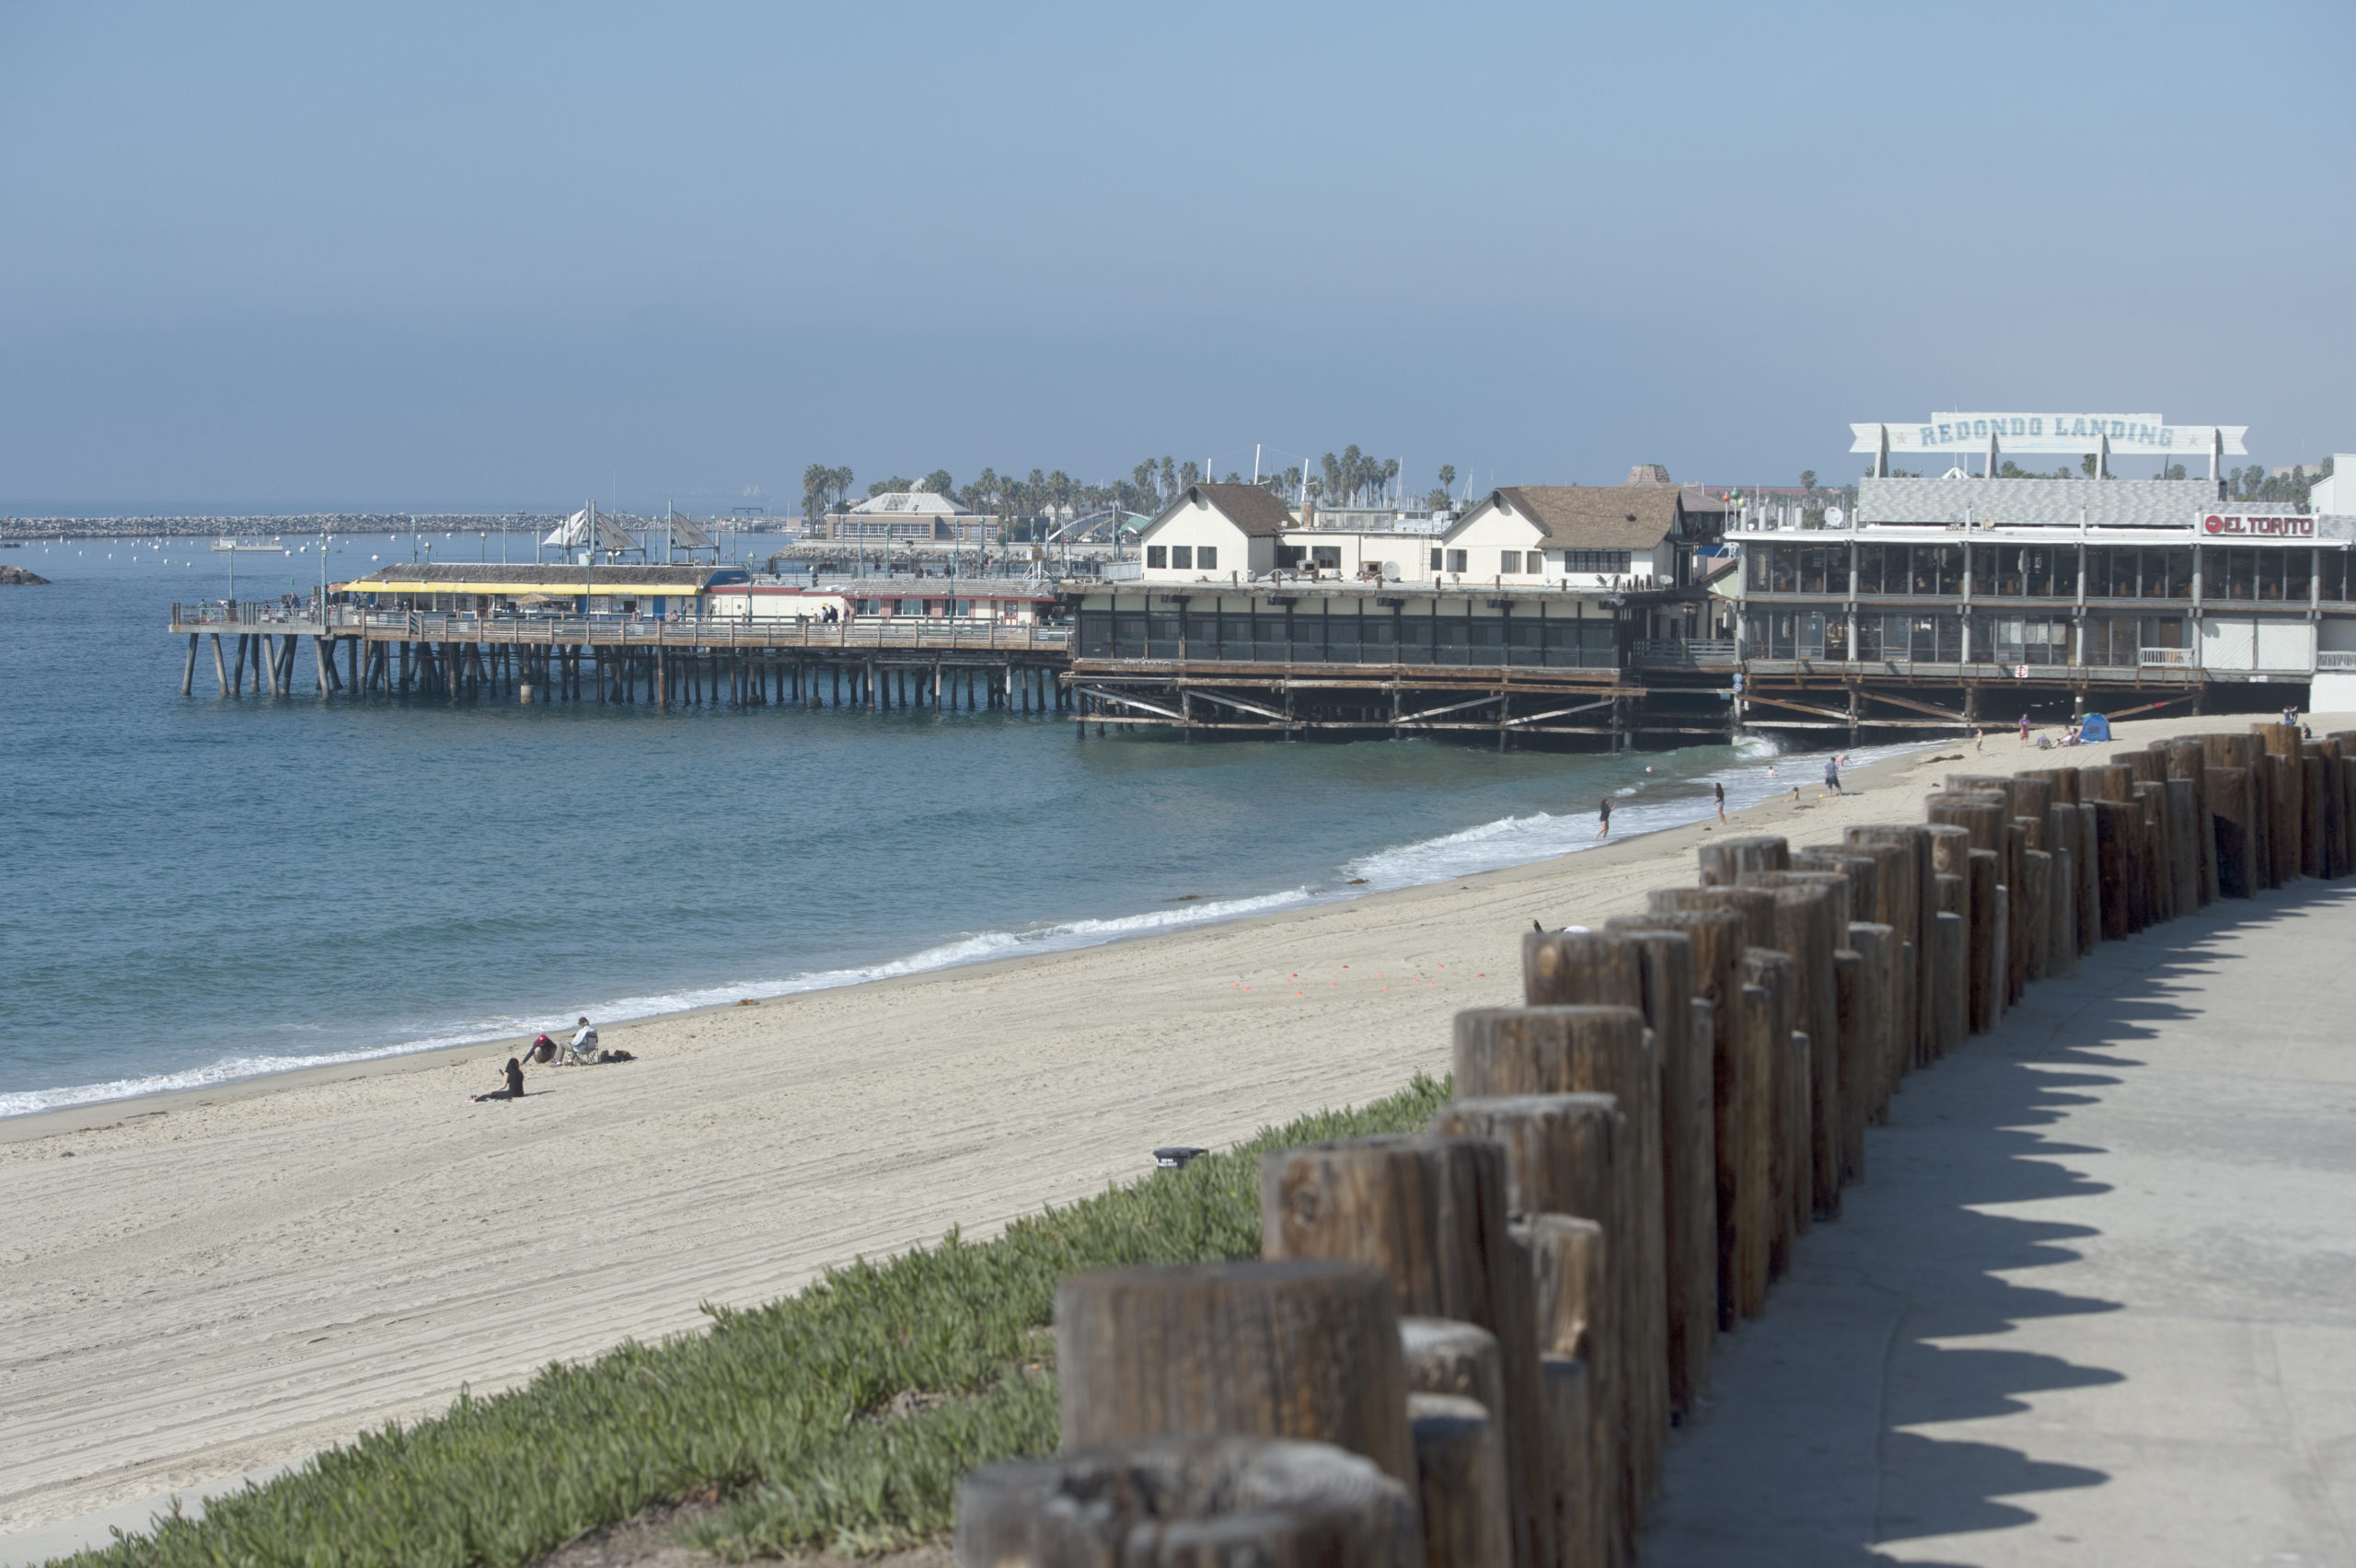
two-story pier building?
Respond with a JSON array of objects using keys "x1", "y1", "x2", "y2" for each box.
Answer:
[
  {"x1": 1728, "y1": 412, "x2": 2356, "y2": 735},
  {"x1": 1068, "y1": 478, "x2": 1730, "y2": 746}
]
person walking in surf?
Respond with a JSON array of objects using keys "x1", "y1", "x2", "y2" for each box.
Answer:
[
  {"x1": 1594, "y1": 796, "x2": 1611, "y2": 841},
  {"x1": 1713, "y1": 780, "x2": 1726, "y2": 824}
]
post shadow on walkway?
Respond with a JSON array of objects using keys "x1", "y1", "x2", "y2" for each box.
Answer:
[{"x1": 1646, "y1": 879, "x2": 2356, "y2": 1566}]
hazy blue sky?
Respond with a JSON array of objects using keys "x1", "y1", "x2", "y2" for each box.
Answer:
[{"x1": 4, "y1": 0, "x2": 2350, "y2": 512}]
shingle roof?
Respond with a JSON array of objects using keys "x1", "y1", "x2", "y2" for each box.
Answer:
[
  {"x1": 1487, "y1": 486, "x2": 1686, "y2": 548},
  {"x1": 1184, "y1": 482, "x2": 1297, "y2": 536},
  {"x1": 1857, "y1": 476, "x2": 2218, "y2": 528}
]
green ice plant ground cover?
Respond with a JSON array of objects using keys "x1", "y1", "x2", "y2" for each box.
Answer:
[{"x1": 66, "y1": 1073, "x2": 1450, "y2": 1567}]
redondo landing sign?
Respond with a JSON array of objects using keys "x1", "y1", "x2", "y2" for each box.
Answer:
[{"x1": 1852, "y1": 413, "x2": 2248, "y2": 456}]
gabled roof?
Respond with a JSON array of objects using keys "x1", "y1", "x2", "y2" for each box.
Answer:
[
  {"x1": 850, "y1": 490, "x2": 977, "y2": 516},
  {"x1": 1145, "y1": 482, "x2": 1297, "y2": 537},
  {"x1": 1457, "y1": 486, "x2": 1687, "y2": 549}
]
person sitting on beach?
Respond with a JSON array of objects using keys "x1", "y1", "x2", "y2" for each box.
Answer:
[
  {"x1": 564, "y1": 1017, "x2": 598, "y2": 1065},
  {"x1": 473, "y1": 1057, "x2": 525, "y2": 1101}
]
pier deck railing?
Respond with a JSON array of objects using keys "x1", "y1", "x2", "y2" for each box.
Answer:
[{"x1": 168, "y1": 603, "x2": 1069, "y2": 652}]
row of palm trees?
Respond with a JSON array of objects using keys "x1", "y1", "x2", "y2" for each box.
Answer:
[{"x1": 801, "y1": 451, "x2": 1467, "y2": 535}]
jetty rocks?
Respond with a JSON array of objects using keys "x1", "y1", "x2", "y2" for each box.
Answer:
[{"x1": 0, "y1": 565, "x2": 52, "y2": 584}]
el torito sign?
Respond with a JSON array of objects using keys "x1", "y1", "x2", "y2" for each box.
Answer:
[{"x1": 2203, "y1": 513, "x2": 2315, "y2": 538}]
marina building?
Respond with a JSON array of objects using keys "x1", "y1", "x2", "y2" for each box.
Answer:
[
  {"x1": 1727, "y1": 412, "x2": 2356, "y2": 731},
  {"x1": 822, "y1": 490, "x2": 992, "y2": 545}
]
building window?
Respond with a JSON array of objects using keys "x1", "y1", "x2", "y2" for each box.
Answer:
[
  {"x1": 1431, "y1": 548, "x2": 1444, "y2": 570},
  {"x1": 1563, "y1": 549, "x2": 1634, "y2": 575},
  {"x1": 1311, "y1": 545, "x2": 1340, "y2": 569},
  {"x1": 1446, "y1": 549, "x2": 1468, "y2": 573},
  {"x1": 1196, "y1": 546, "x2": 1218, "y2": 570},
  {"x1": 1147, "y1": 546, "x2": 1168, "y2": 569},
  {"x1": 1171, "y1": 546, "x2": 1194, "y2": 570}
]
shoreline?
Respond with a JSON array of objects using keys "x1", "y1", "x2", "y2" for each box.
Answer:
[
  {"x1": 0, "y1": 712, "x2": 2305, "y2": 1544},
  {"x1": 0, "y1": 731, "x2": 1884, "y2": 1136}
]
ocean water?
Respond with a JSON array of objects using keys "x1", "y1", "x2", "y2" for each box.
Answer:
[{"x1": 0, "y1": 534, "x2": 1867, "y2": 1117}]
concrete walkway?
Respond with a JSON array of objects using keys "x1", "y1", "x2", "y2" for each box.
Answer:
[{"x1": 1646, "y1": 879, "x2": 2356, "y2": 1566}]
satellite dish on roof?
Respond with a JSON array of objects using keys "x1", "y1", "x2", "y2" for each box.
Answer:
[{"x1": 1824, "y1": 506, "x2": 1846, "y2": 525}]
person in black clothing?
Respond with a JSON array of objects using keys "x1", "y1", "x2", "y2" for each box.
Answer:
[
  {"x1": 1713, "y1": 780, "x2": 1726, "y2": 824},
  {"x1": 473, "y1": 1057, "x2": 526, "y2": 1101},
  {"x1": 1594, "y1": 796, "x2": 1611, "y2": 841}
]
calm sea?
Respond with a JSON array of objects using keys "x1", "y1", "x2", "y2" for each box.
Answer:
[{"x1": 0, "y1": 532, "x2": 1862, "y2": 1117}]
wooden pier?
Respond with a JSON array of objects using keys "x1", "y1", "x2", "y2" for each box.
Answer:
[
  {"x1": 167, "y1": 604, "x2": 1075, "y2": 712},
  {"x1": 1068, "y1": 660, "x2": 1736, "y2": 749}
]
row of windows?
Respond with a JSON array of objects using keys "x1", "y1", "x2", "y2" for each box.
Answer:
[
  {"x1": 1077, "y1": 610, "x2": 1621, "y2": 666},
  {"x1": 1747, "y1": 542, "x2": 2350, "y2": 603},
  {"x1": 1744, "y1": 609, "x2": 2189, "y2": 665},
  {"x1": 1422, "y1": 548, "x2": 1637, "y2": 575},
  {"x1": 1145, "y1": 545, "x2": 1219, "y2": 571}
]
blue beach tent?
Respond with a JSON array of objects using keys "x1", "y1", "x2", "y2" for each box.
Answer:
[{"x1": 2078, "y1": 712, "x2": 2112, "y2": 742}]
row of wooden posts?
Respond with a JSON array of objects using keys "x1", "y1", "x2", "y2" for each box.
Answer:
[
  {"x1": 179, "y1": 630, "x2": 1072, "y2": 711},
  {"x1": 953, "y1": 721, "x2": 2356, "y2": 1567}
]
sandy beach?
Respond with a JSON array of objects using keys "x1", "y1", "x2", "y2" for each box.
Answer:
[{"x1": 0, "y1": 713, "x2": 2314, "y2": 1547}]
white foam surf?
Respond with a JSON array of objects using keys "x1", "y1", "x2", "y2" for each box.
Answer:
[
  {"x1": 0, "y1": 886, "x2": 1319, "y2": 1119},
  {"x1": 5, "y1": 738, "x2": 1940, "y2": 1122}
]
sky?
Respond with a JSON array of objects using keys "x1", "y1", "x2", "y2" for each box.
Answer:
[{"x1": 3, "y1": 0, "x2": 2350, "y2": 513}]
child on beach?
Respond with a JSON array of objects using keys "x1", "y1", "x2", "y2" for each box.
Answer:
[
  {"x1": 1714, "y1": 781, "x2": 1726, "y2": 824},
  {"x1": 473, "y1": 1058, "x2": 525, "y2": 1102},
  {"x1": 1594, "y1": 797, "x2": 1611, "y2": 840}
]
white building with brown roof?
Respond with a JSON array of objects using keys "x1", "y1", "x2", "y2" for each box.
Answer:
[
  {"x1": 1134, "y1": 482, "x2": 1296, "y2": 582},
  {"x1": 1437, "y1": 484, "x2": 1718, "y2": 590}
]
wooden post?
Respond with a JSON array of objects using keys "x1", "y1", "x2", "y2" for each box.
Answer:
[
  {"x1": 1835, "y1": 924, "x2": 1893, "y2": 1182},
  {"x1": 1736, "y1": 951, "x2": 1800, "y2": 1286},
  {"x1": 1646, "y1": 886, "x2": 1776, "y2": 949},
  {"x1": 954, "y1": 1435, "x2": 1422, "y2": 1568},
  {"x1": 1846, "y1": 824, "x2": 1934, "y2": 1071},
  {"x1": 2090, "y1": 799, "x2": 2141, "y2": 940},
  {"x1": 1407, "y1": 1392, "x2": 1514, "y2": 1568},
  {"x1": 1262, "y1": 1135, "x2": 1553, "y2": 1568},
  {"x1": 1435, "y1": 1098, "x2": 1627, "y2": 1557},
  {"x1": 2249, "y1": 749, "x2": 2281, "y2": 890},
  {"x1": 1608, "y1": 912, "x2": 1740, "y2": 1334},
  {"x1": 1967, "y1": 850, "x2": 2001, "y2": 1032},
  {"x1": 2160, "y1": 743, "x2": 2220, "y2": 904},
  {"x1": 2254, "y1": 723, "x2": 2304, "y2": 883},
  {"x1": 2207, "y1": 765, "x2": 2255, "y2": 898},
  {"x1": 1538, "y1": 1353, "x2": 1597, "y2": 1568},
  {"x1": 1524, "y1": 928, "x2": 1712, "y2": 1422},
  {"x1": 1401, "y1": 1319, "x2": 1515, "y2": 1568},
  {"x1": 1734, "y1": 874, "x2": 1844, "y2": 1219},
  {"x1": 1448, "y1": 1009, "x2": 1664, "y2": 1522},
  {"x1": 1053, "y1": 1260, "x2": 1414, "y2": 1486},
  {"x1": 1697, "y1": 835, "x2": 1789, "y2": 887},
  {"x1": 210, "y1": 632, "x2": 229, "y2": 695},
  {"x1": 181, "y1": 633, "x2": 199, "y2": 696},
  {"x1": 2043, "y1": 807, "x2": 2081, "y2": 977},
  {"x1": 2302, "y1": 754, "x2": 2328, "y2": 882}
]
